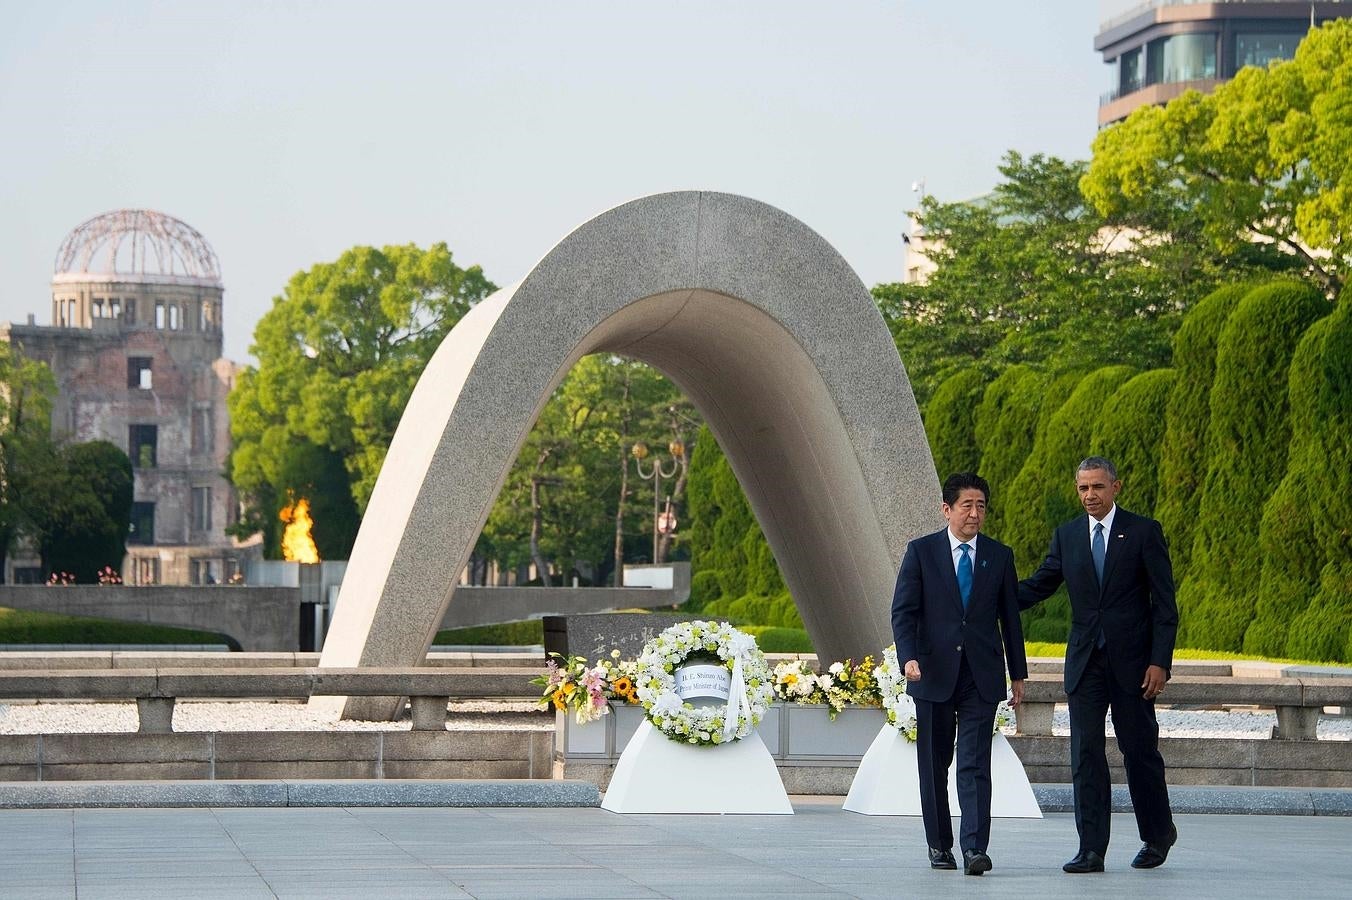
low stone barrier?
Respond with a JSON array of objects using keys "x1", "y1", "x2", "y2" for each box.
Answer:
[
  {"x1": 1016, "y1": 674, "x2": 1352, "y2": 741},
  {"x1": 0, "y1": 667, "x2": 538, "y2": 733}
]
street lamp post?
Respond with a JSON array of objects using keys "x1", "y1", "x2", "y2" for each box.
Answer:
[{"x1": 631, "y1": 439, "x2": 685, "y2": 563}]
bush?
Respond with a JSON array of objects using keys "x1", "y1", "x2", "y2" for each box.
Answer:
[
  {"x1": 923, "y1": 367, "x2": 988, "y2": 481},
  {"x1": 702, "y1": 591, "x2": 804, "y2": 630},
  {"x1": 433, "y1": 620, "x2": 544, "y2": 646},
  {"x1": 1243, "y1": 315, "x2": 1332, "y2": 656},
  {"x1": 740, "y1": 625, "x2": 814, "y2": 653},
  {"x1": 1279, "y1": 294, "x2": 1352, "y2": 662},
  {"x1": 1155, "y1": 283, "x2": 1249, "y2": 582},
  {"x1": 974, "y1": 366, "x2": 1049, "y2": 536},
  {"x1": 1177, "y1": 281, "x2": 1327, "y2": 651},
  {"x1": 684, "y1": 425, "x2": 784, "y2": 611},
  {"x1": 1004, "y1": 365, "x2": 1136, "y2": 639},
  {"x1": 1091, "y1": 368, "x2": 1177, "y2": 519}
]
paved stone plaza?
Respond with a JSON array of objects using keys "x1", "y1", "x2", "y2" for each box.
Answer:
[{"x1": 1, "y1": 797, "x2": 1348, "y2": 899}]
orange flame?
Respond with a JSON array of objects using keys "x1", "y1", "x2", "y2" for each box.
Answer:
[{"x1": 280, "y1": 497, "x2": 320, "y2": 563}]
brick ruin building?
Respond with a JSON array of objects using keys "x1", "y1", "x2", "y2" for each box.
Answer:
[{"x1": 1, "y1": 209, "x2": 259, "y2": 584}]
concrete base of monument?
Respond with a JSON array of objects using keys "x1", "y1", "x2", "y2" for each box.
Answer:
[
  {"x1": 843, "y1": 726, "x2": 1042, "y2": 818},
  {"x1": 601, "y1": 720, "x2": 793, "y2": 814}
]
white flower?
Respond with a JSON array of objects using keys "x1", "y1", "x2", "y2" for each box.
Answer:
[{"x1": 828, "y1": 662, "x2": 845, "y2": 676}]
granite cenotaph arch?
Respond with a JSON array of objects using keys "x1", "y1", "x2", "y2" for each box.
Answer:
[{"x1": 316, "y1": 191, "x2": 942, "y2": 719}]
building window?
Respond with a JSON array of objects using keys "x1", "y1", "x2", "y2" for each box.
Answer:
[
  {"x1": 110, "y1": 298, "x2": 122, "y2": 318},
  {"x1": 1119, "y1": 46, "x2": 1143, "y2": 95},
  {"x1": 129, "y1": 502, "x2": 155, "y2": 545},
  {"x1": 129, "y1": 424, "x2": 158, "y2": 468},
  {"x1": 155, "y1": 302, "x2": 165, "y2": 329},
  {"x1": 1148, "y1": 33, "x2": 1217, "y2": 86},
  {"x1": 134, "y1": 557, "x2": 160, "y2": 585},
  {"x1": 192, "y1": 486, "x2": 212, "y2": 532},
  {"x1": 125, "y1": 299, "x2": 136, "y2": 324},
  {"x1": 191, "y1": 407, "x2": 212, "y2": 454},
  {"x1": 169, "y1": 304, "x2": 180, "y2": 330},
  {"x1": 93, "y1": 298, "x2": 104, "y2": 318},
  {"x1": 127, "y1": 357, "x2": 153, "y2": 390},
  {"x1": 1235, "y1": 32, "x2": 1302, "y2": 70}
]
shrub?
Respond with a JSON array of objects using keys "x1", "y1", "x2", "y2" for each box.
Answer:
[
  {"x1": 1279, "y1": 294, "x2": 1352, "y2": 662},
  {"x1": 1004, "y1": 366, "x2": 1136, "y2": 640},
  {"x1": 1177, "y1": 282, "x2": 1327, "y2": 651},
  {"x1": 1155, "y1": 283, "x2": 1249, "y2": 582},
  {"x1": 1243, "y1": 315, "x2": 1332, "y2": 656},
  {"x1": 1091, "y1": 368, "x2": 1177, "y2": 519},
  {"x1": 974, "y1": 366, "x2": 1049, "y2": 536},
  {"x1": 923, "y1": 367, "x2": 988, "y2": 482}
]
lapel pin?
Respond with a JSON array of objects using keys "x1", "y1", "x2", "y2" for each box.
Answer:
[
  {"x1": 1116, "y1": 534, "x2": 1125, "y2": 539},
  {"x1": 981, "y1": 560, "x2": 988, "y2": 568}
]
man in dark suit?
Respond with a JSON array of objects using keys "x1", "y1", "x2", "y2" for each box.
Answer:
[
  {"x1": 892, "y1": 472, "x2": 1027, "y2": 876},
  {"x1": 1018, "y1": 456, "x2": 1179, "y2": 873}
]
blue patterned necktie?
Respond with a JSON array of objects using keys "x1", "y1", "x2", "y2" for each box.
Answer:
[
  {"x1": 1092, "y1": 522, "x2": 1106, "y2": 583},
  {"x1": 957, "y1": 543, "x2": 973, "y2": 609}
]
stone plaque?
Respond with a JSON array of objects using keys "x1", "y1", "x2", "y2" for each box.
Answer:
[{"x1": 543, "y1": 613, "x2": 692, "y2": 661}]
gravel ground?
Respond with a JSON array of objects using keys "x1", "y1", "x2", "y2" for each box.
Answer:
[
  {"x1": 0, "y1": 699, "x2": 552, "y2": 733},
  {"x1": 0, "y1": 700, "x2": 1348, "y2": 738}
]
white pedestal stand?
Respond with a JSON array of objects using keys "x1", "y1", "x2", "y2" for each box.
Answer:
[
  {"x1": 843, "y1": 727, "x2": 1042, "y2": 818},
  {"x1": 601, "y1": 719, "x2": 792, "y2": 814}
]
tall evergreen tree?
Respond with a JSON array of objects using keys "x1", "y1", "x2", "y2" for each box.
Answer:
[
  {"x1": 1092, "y1": 368, "x2": 1177, "y2": 519},
  {"x1": 1177, "y1": 282, "x2": 1328, "y2": 651},
  {"x1": 1155, "y1": 283, "x2": 1250, "y2": 582}
]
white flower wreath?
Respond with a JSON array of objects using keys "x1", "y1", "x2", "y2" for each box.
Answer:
[
  {"x1": 876, "y1": 643, "x2": 1015, "y2": 742},
  {"x1": 875, "y1": 644, "x2": 918, "y2": 742},
  {"x1": 633, "y1": 620, "x2": 774, "y2": 746}
]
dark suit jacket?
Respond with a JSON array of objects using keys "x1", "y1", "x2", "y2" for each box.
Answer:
[
  {"x1": 891, "y1": 528, "x2": 1028, "y2": 705},
  {"x1": 1018, "y1": 508, "x2": 1179, "y2": 694}
]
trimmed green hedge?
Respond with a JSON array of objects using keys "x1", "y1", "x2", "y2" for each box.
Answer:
[
  {"x1": 1155, "y1": 283, "x2": 1249, "y2": 582},
  {"x1": 1004, "y1": 365, "x2": 1136, "y2": 642},
  {"x1": 1176, "y1": 282, "x2": 1327, "y2": 652},
  {"x1": 1243, "y1": 315, "x2": 1332, "y2": 656},
  {"x1": 974, "y1": 365, "x2": 1048, "y2": 537},
  {"x1": 683, "y1": 424, "x2": 786, "y2": 612},
  {"x1": 0, "y1": 608, "x2": 226, "y2": 645},
  {"x1": 923, "y1": 367, "x2": 988, "y2": 481},
  {"x1": 1091, "y1": 368, "x2": 1177, "y2": 519},
  {"x1": 1279, "y1": 294, "x2": 1352, "y2": 662}
]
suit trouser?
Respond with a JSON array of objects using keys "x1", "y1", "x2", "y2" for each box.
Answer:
[
  {"x1": 1068, "y1": 645, "x2": 1174, "y2": 854},
  {"x1": 914, "y1": 655, "x2": 997, "y2": 853}
]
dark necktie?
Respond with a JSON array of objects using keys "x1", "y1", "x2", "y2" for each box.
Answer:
[
  {"x1": 1092, "y1": 522, "x2": 1106, "y2": 583},
  {"x1": 957, "y1": 543, "x2": 973, "y2": 609},
  {"x1": 1092, "y1": 523, "x2": 1107, "y2": 648}
]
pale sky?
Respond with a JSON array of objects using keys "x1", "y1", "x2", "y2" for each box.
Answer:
[{"x1": 0, "y1": 1, "x2": 1106, "y2": 362}]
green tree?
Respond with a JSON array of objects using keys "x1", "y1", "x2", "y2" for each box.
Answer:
[
  {"x1": 1259, "y1": 294, "x2": 1352, "y2": 661},
  {"x1": 24, "y1": 441, "x2": 133, "y2": 582},
  {"x1": 875, "y1": 151, "x2": 1254, "y2": 405},
  {"x1": 1154, "y1": 283, "x2": 1251, "y2": 581},
  {"x1": 1091, "y1": 368, "x2": 1177, "y2": 519},
  {"x1": 974, "y1": 365, "x2": 1051, "y2": 538},
  {"x1": 1177, "y1": 282, "x2": 1328, "y2": 651},
  {"x1": 1005, "y1": 366, "x2": 1136, "y2": 642},
  {"x1": 683, "y1": 425, "x2": 798, "y2": 627},
  {"x1": 1244, "y1": 315, "x2": 1333, "y2": 656},
  {"x1": 923, "y1": 367, "x2": 988, "y2": 482},
  {"x1": 1082, "y1": 19, "x2": 1352, "y2": 295},
  {"x1": 0, "y1": 344, "x2": 57, "y2": 579},
  {"x1": 229, "y1": 243, "x2": 495, "y2": 557},
  {"x1": 475, "y1": 356, "x2": 693, "y2": 585}
]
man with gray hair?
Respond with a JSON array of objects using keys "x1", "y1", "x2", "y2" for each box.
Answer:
[{"x1": 1018, "y1": 457, "x2": 1179, "y2": 873}]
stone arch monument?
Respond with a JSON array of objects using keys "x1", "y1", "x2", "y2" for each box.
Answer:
[{"x1": 317, "y1": 191, "x2": 941, "y2": 719}]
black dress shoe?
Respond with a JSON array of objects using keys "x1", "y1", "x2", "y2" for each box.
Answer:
[
  {"x1": 1063, "y1": 849, "x2": 1105, "y2": 873},
  {"x1": 1131, "y1": 824, "x2": 1178, "y2": 869},
  {"x1": 928, "y1": 847, "x2": 957, "y2": 869},
  {"x1": 963, "y1": 849, "x2": 992, "y2": 876}
]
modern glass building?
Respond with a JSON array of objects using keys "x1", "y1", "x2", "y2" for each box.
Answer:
[{"x1": 1097, "y1": 1, "x2": 1352, "y2": 126}]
